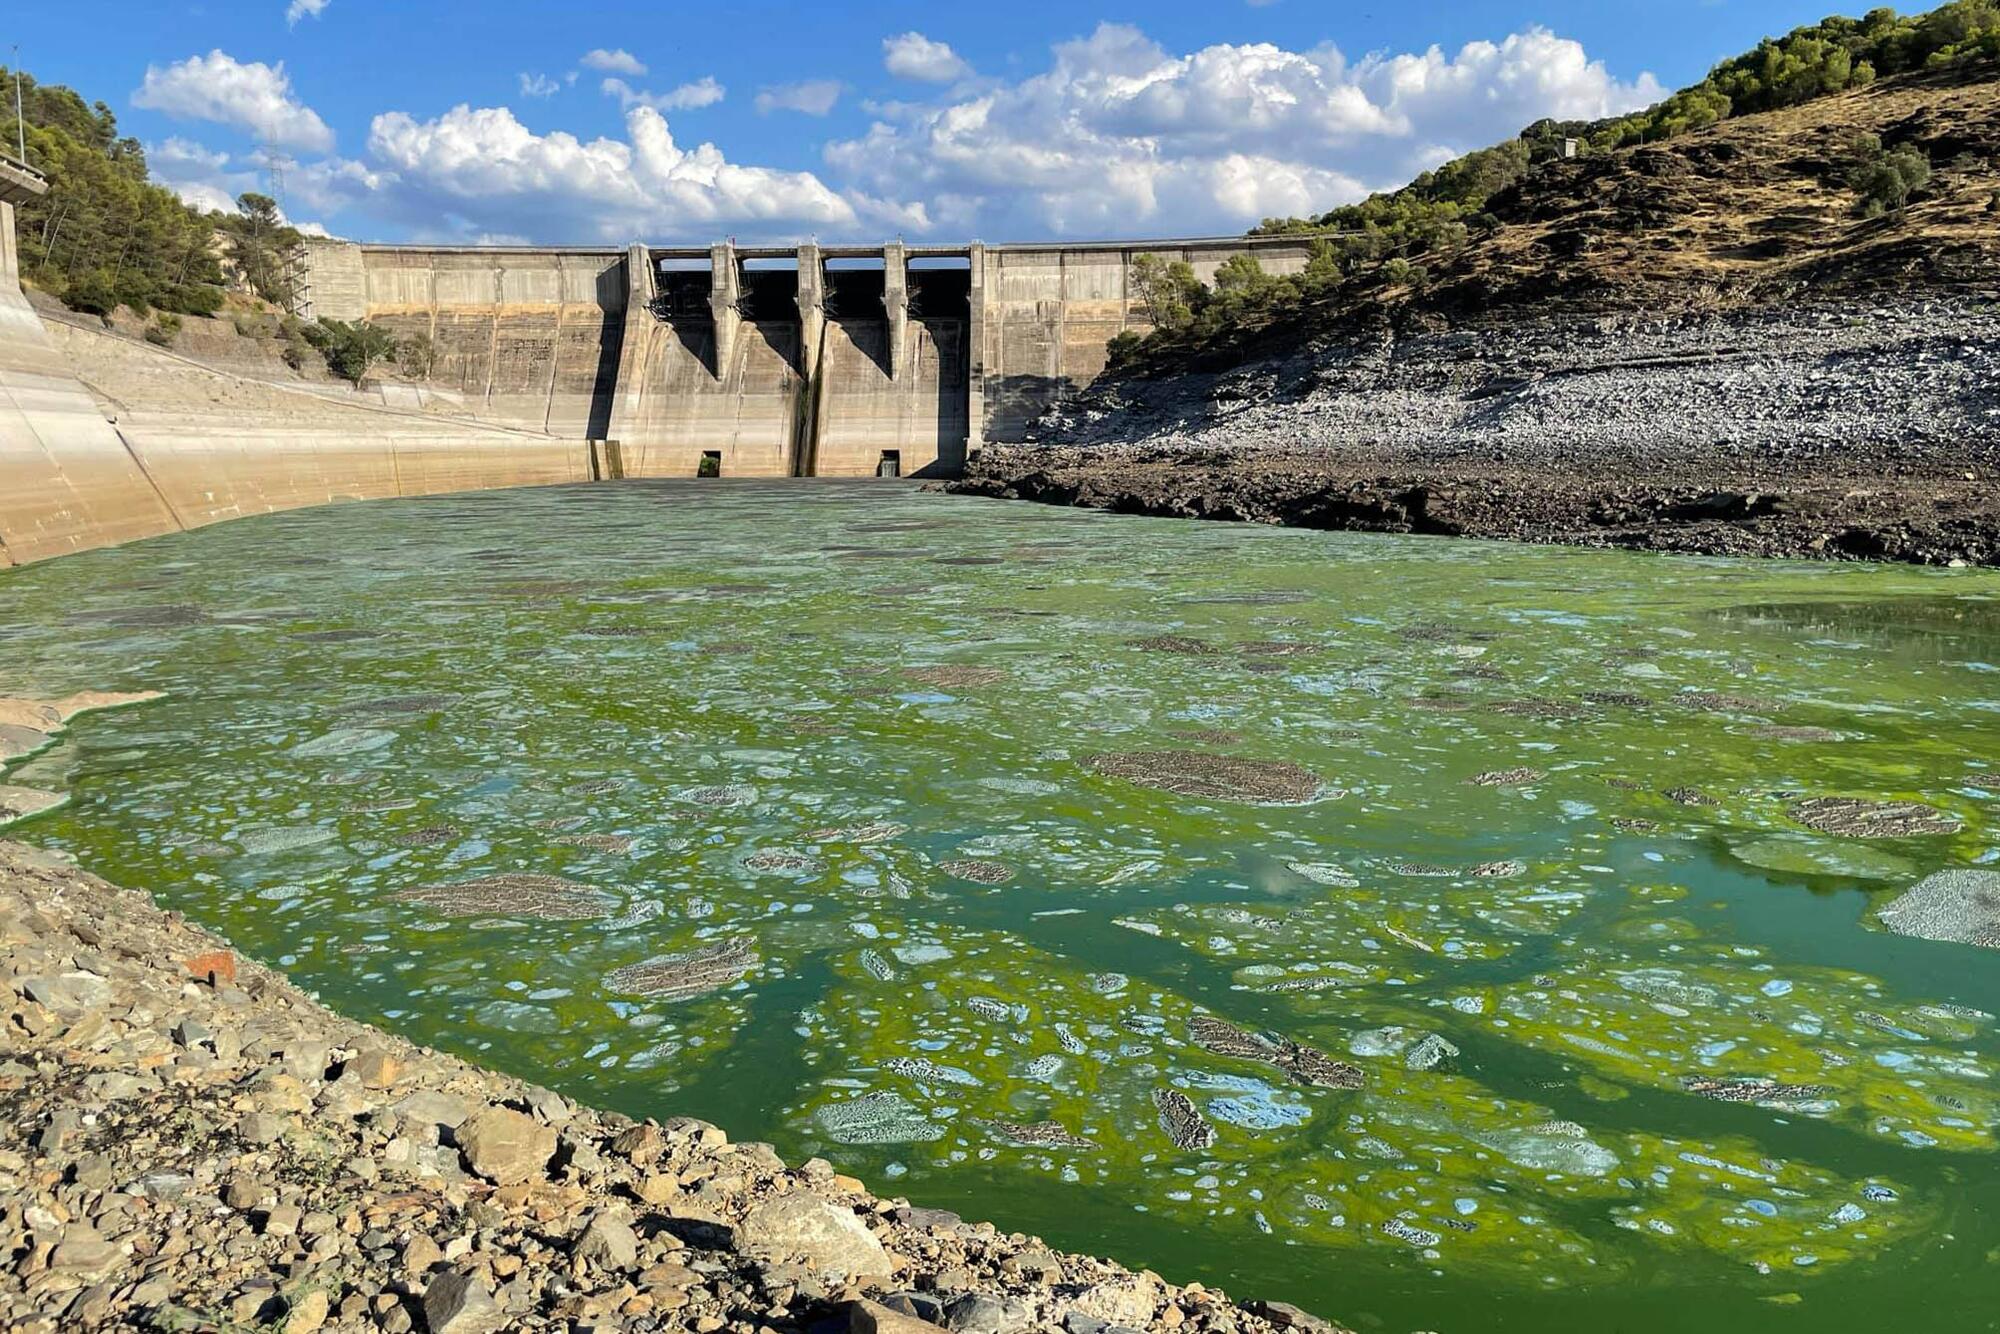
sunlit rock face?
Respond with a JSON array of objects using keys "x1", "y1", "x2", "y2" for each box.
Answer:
[{"x1": 2, "y1": 479, "x2": 1997, "y2": 1331}]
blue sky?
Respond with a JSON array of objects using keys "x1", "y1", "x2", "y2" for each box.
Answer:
[{"x1": 10, "y1": 1, "x2": 1858, "y2": 243}]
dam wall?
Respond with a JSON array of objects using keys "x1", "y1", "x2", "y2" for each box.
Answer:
[
  {"x1": 306, "y1": 233, "x2": 1317, "y2": 476},
  {"x1": 0, "y1": 214, "x2": 1316, "y2": 565},
  {"x1": 301, "y1": 243, "x2": 627, "y2": 437}
]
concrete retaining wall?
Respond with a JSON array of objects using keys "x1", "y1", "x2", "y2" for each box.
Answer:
[
  {"x1": 0, "y1": 205, "x2": 594, "y2": 567},
  {"x1": 0, "y1": 198, "x2": 178, "y2": 567},
  {"x1": 303, "y1": 242, "x2": 627, "y2": 438}
]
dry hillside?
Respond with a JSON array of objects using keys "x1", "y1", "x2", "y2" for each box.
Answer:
[{"x1": 1411, "y1": 65, "x2": 2000, "y2": 318}]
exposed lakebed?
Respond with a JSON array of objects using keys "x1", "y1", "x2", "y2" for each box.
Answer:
[{"x1": 2, "y1": 480, "x2": 1997, "y2": 1333}]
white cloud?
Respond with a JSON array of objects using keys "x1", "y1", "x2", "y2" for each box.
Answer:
[
  {"x1": 133, "y1": 50, "x2": 335, "y2": 153},
  {"x1": 149, "y1": 137, "x2": 259, "y2": 213},
  {"x1": 755, "y1": 80, "x2": 843, "y2": 117},
  {"x1": 601, "y1": 76, "x2": 726, "y2": 112},
  {"x1": 214, "y1": 20, "x2": 1656, "y2": 246},
  {"x1": 579, "y1": 48, "x2": 647, "y2": 77},
  {"x1": 362, "y1": 103, "x2": 882, "y2": 242},
  {"x1": 286, "y1": 0, "x2": 330, "y2": 27},
  {"x1": 148, "y1": 136, "x2": 340, "y2": 234},
  {"x1": 826, "y1": 23, "x2": 1661, "y2": 236},
  {"x1": 883, "y1": 33, "x2": 972, "y2": 84},
  {"x1": 519, "y1": 73, "x2": 561, "y2": 98}
]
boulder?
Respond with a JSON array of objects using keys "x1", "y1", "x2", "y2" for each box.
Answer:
[
  {"x1": 423, "y1": 1268, "x2": 502, "y2": 1334},
  {"x1": 1064, "y1": 1278, "x2": 1161, "y2": 1329},
  {"x1": 573, "y1": 1209, "x2": 640, "y2": 1270},
  {"x1": 456, "y1": 1105, "x2": 557, "y2": 1185},
  {"x1": 847, "y1": 1299, "x2": 944, "y2": 1334},
  {"x1": 738, "y1": 1194, "x2": 889, "y2": 1278}
]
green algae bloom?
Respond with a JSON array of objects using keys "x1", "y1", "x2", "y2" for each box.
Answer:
[{"x1": 1, "y1": 482, "x2": 1997, "y2": 1334}]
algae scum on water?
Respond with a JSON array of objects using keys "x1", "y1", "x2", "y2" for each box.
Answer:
[{"x1": 2, "y1": 480, "x2": 1999, "y2": 1332}]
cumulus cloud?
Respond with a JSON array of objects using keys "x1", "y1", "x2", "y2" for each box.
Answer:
[
  {"x1": 826, "y1": 23, "x2": 1661, "y2": 236},
  {"x1": 225, "y1": 20, "x2": 1656, "y2": 245},
  {"x1": 883, "y1": 32, "x2": 972, "y2": 84},
  {"x1": 149, "y1": 137, "x2": 258, "y2": 213},
  {"x1": 580, "y1": 48, "x2": 647, "y2": 77},
  {"x1": 148, "y1": 136, "x2": 337, "y2": 232},
  {"x1": 362, "y1": 103, "x2": 880, "y2": 242},
  {"x1": 286, "y1": 0, "x2": 330, "y2": 27},
  {"x1": 602, "y1": 76, "x2": 726, "y2": 112},
  {"x1": 133, "y1": 51, "x2": 335, "y2": 153},
  {"x1": 519, "y1": 73, "x2": 561, "y2": 98},
  {"x1": 755, "y1": 80, "x2": 843, "y2": 117}
]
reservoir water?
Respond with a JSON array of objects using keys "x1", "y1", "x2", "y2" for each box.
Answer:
[{"x1": 1, "y1": 480, "x2": 1996, "y2": 1333}]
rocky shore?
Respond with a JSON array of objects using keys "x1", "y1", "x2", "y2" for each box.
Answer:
[
  {"x1": 0, "y1": 837, "x2": 1341, "y2": 1334},
  {"x1": 949, "y1": 300, "x2": 2000, "y2": 565}
]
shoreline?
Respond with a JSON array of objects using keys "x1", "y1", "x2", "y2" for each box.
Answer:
[
  {"x1": 0, "y1": 835, "x2": 1340, "y2": 1334},
  {"x1": 942, "y1": 447, "x2": 2000, "y2": 567}
]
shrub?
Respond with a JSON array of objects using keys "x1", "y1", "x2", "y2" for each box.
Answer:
[
  {"x1": 397, "y1": 332, "x2": 437, "y2": 379},
  {"x1": 314, "y1": 318, "x2": 399, "y2": 384},
  {"x1": 62, "y1": 270, "x2": 118, "y2": 316},
  {"x1": 1128, "y1": 253, "x2": 1206, "y2": 332},
  {"x1": 1847, "y1": 133, "x2": 1932, "y2": 216},
  {"x1": 143, "y1": 313, "x2": 181, "y2": 347},
  {"x1": 1105, "y1": 330, "x2": 1145, "y2": 368},
  {"x1": 159, "y1": 283, "x2": 223, "y2": 317}
]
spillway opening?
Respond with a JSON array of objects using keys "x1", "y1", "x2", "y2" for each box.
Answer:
[
  {"x1": 824, "y1": 259, "x2": 887, "y2": 320},
  {"x1": 652, "y1": 256, "x2": 714, "y2": 322},
  {"x1": 910, "y1": 258, "x2": 971, "y2": 319},
  {"x1": 739, "y1": 260, "x2": 801, "y2": 322}
]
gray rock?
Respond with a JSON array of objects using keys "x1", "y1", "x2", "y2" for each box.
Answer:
[
  {"x1": 879, "y1": 1292, "x2": 947, "y2": 1323},
  {"x1": 240, "y1": 1111, "x2": 289, "y2": 1145},
  {"x1": 945, "y1": 1292, "x2": 1035, "y2": 1334},
  {"x1": 1247, "y1": 1299, "x2": 1334, "y2": 1333},
  {"x1": 393, "y1": 1089, "x2": 472, "y2": 1131},
  {"x1": 456, "y1": 1105, "x2": 557, "y2": 1185},
  {"x1": 738, "y1": 1193, "x2": 890, "y2": 1278},
  {"x1": 573, "y1": 1210, "x2": 640, "y2": 1270},
  {"x1": 423, "y1": 1268, "x2": 502, "y2": 1334},
  {"x1": 21, "y1": 971, "x2": 111, "y2": 1013}
]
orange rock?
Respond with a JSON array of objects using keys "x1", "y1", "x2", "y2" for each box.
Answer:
[{"x1": 185, "y1": 950, "x2": 237, "y2": 986}]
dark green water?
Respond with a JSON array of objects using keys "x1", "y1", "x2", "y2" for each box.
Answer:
[{"x1": 1, "y1": 480, "x2": 1997, "y2": 1333}]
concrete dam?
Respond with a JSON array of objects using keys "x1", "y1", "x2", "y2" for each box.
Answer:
[
  {"x1": 300, "y1": 235, "x2": 1318, "y2": 477},
  {"x1": 0, "y1": 156, "x2": 1315, "y2": 563}
]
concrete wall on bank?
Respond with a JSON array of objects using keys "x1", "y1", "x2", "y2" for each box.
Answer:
[
  {"x1": 34, "y1": 318, "x2": 590, "y2": 540},
  {"x1": 0, "y1": 195, "x2": 179, "y2": 567},
  {"x1": 302, "y1": 242, "x2": 627, "y2": 438},
  {"x1": 977, "y1": 236, "x2": 1316, "y2": 443},
  {"x1": 0, "y1": 197, "x2": 593, "y2": 566}
]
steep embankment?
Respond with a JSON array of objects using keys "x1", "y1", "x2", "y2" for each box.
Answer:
[
  {"x1": 0, "y1": 294, "x2": 592, "y2": 565},
  {"x1": 953, "y1": 68, "x2": 2000, "y2": 564}
]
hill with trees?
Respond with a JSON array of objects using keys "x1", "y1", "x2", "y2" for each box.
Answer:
[{"x1": 1106, "y1": 2, "x2": 2000, "y2": 370}]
